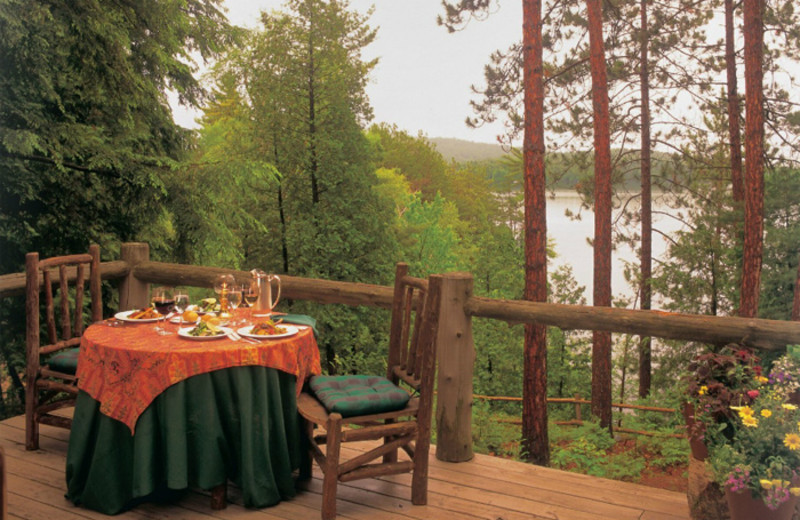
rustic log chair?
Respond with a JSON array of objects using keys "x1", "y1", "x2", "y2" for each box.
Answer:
[
  {"x1": 297, "y1": 263, "x2": 443, "y2": 520},
  {"x1": 25, "y1": 244, "x2": 102, "y2": 450}
]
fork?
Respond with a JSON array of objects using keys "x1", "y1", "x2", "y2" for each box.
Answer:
[{"x1": 227, "y1": 330, "x2": 259, "y2": 344}]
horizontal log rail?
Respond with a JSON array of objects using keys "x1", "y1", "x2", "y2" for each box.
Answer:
[
  {"x1": 4, "y1": 255, "x2": 800, "y2": 352},
  {"x1": 484, "y1": 393, "x2": 683, "y2": 439},
  {"x1": 465, "y1": 296, "x2": 800, "y2": 350},
  {"x1": 0, "y1": 261, "x2": 128, "y2": 299},
  {"x1": 473, "y1": 393, "x2": 676, "y2": 414},
  {"x1": 131, "y1": 261, "x2": 395, "y2": 310}
]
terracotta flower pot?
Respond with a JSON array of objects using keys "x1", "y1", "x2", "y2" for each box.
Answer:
[
  {"x1": 725, "y1": 486, "x2": 800, "y2": 520},
  {"x1": 683, "y1": 402, "x2": 708, "y2": 461}
]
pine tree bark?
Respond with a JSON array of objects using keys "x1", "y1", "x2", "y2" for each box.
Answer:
[
  {"x1": 522, "y1": 0, "x2": 549, "y2": 466},
  {"x1": 586, "y1": 0, "x2": 613, "y2": 429},
  {"x1": 792, "y1": 253, "x2": 800, "y2": 321},
  {"x1": 638, "y1": 0, "x2": 652, "y2": 399},
  {"x1": 739, "y1": 0, "x2": 765, "y2": 319},
  {"x1": 726, "y1": 0, "x2": 745, "y2": 203}
]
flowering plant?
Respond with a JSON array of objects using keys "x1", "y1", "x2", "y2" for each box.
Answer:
[
  {"x1": 685, "y1": 344, "x2": 761, "y2": 442},
  {"x1": 707, "y1": 350, "x2": 800, "y2": 510}
]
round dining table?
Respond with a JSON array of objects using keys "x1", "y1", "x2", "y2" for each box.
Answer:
[{"x1": 65, "y1": 316, "x2": 321, "y2": 514}]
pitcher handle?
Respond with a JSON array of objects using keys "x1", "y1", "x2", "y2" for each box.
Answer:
[{"x1": 270, "y1": 275, "x2": 281, "y2": 310}]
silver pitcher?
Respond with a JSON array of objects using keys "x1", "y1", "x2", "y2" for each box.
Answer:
[{"x1": 250, "y1": 269, "x2": 281, "y2": 317}]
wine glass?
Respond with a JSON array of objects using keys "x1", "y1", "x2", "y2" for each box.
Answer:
[
  {"x1": 242, "y1": 281, "x2": 260, "y2": 324},
  {"x1": 151, "y1": 286, "x2": 174, "y2": 335},
  {"x1": 173, "y1": 291, "x2": 190, "y2": 323},
  {"x1": 227, "y1": 288, "x2": 243, "y2": 326}
]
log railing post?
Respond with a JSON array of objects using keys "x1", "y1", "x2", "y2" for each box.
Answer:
[
  {"x1": 435, "y1": 272, "x2": 475, "y2": 462},
  {"x1": 119, "y1": 242, "x2": 149, "y2": 310}
]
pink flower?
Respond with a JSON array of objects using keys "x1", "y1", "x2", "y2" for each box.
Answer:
[{"x1": 747, "y1": 390, "x2": 760, "y2": 399}]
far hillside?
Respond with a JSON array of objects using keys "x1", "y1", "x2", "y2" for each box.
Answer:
[
  {"x1": 429, "y1": 137, "x2": 511, "y2": 162},
  {"x1": 430, "y1": 138, "x2": 679, "y2": 193}
]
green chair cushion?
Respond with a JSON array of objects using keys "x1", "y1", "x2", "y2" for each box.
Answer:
[
  {"x1": 48, "y1": 347, "x2": 80, "y2": 375},
  {"x1": 309, "y1": 375, "x2": 410, "y2": 418}
]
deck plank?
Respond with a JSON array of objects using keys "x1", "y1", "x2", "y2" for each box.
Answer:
[{"x1": 0, "y1": 414, "x2": 689, "y2": 519}]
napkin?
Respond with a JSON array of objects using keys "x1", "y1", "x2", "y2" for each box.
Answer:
[{"x1": 279, "y1": 314, "x2": 318, "y2": 338}]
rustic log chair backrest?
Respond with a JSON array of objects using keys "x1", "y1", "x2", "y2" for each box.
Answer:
[
  {"x1": 26, "y1": 245, "x2": 102, "y2": 351},
  {"x1": 386, "y1": 262, "x2": 432, "y2": 394},
  {"x1": 25, "y1": 244, "x2": 101, "y2": 450}
]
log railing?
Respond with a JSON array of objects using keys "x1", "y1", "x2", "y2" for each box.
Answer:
[{"x1": 5, "y1": 242, "x2": 800, "y2": 463}]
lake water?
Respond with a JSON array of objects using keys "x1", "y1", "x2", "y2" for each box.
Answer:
[{"x1": 547, "y1": 190, "x2": 683, "y2": 305}]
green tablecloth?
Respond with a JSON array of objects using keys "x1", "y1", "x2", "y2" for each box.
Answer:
[{"x1": 66, "y1": 366, "x2": 301, "y2": 514}]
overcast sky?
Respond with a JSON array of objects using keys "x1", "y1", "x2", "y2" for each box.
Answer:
[{"x1": 172, "y1": 0, "x2": 523, "y2": 145}]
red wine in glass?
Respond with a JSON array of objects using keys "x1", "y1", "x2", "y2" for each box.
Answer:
[{"x1": 152, "y1": 297, "x2": 175, "y2": 315}]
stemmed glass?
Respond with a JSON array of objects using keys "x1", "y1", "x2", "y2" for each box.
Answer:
[
  {"x1": 173, "y1": 290, "x2": 190, "y2": 323},
  {"x1": 242, "y1": 281, "x2": 260, "y2": 324},
  {"x1": 227, "y1": 288, "x2": 243, "y2": 327},
  {"x1": 151, "y1": 286, "x2": 174, "y2": 335}
]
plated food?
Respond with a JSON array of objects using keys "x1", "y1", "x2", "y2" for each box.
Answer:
[
  {"x1": 238, "y1": 321, "x2": 298, "y2": 339},
  {"x1": 170, "y1": 310, "x2": 199, "y2": 324},
  {"x1": 178, "y1": 322, "x2": 230, "y2": 340},
  {"x1": 198, "y1": 298, "x2": 220, "y2": 313},
  {"x1": 114, "y1": 308, "x2": 164, "y2": 323}
]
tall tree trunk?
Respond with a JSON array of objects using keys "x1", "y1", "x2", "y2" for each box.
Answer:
[
  {"x1": 307, "y1": 11, "x2": 320, "y2": 205},
  {"x1": 739, "y1": 0, "x2": 765, "y2": 318},
  {"x1": 522, "y1": 0, "x2": 549, "y2": 466},
  {"x1": 638, "y1": 0, "x2": 652, "y2": 399},
  {"x1": 586, "y1": 0, "x2": 613, "y2": 429},
  {"x1": 792, "y1": 252, "x2": 800, "y2": 321},
  {"x1": 726, "y1": 0, "x2": 745, "y2": 203}
]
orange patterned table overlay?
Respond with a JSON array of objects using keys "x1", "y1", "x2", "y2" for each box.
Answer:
[{"x1": 77, "y1": 323, "x2": 321, "y2": 434}]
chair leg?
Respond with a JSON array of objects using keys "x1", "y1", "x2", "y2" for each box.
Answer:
[
  {"x1": 382, "y1": 418, "x2": 398, "y2": 463},
  {"x1": 321, "y1": 414, "x2": 342, "y2": 520},
  {"x1": 210, "y1": 482, "x2": 227, "y2": 510},
  {"x1": 411, "y1": 436, "x2": 431, "y2": 505},
  {"x1": 25, "y1": 387, "x2": 38, "y2": 451}
]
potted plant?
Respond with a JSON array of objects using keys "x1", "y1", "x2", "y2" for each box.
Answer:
[
  {"x1": 706, "y1": 351, "x2": 800, "y2": 520},
  {"x1": 685, "y1": 345, "x2": 761, "y2": 460}
]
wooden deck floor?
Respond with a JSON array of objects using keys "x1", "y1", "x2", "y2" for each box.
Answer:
[{"x1": 1, "y1": 414, "x2": 689, "y2": 520}]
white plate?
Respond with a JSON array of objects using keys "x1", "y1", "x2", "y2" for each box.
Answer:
[
  {"x1": 178, "y1": 326, "x2": 232, "y2": 341},
  {"x1": 238, "y1": 325, "x2": 299, "y2": 339},
  {"x1": 114, "y1": 310, "x2": 164, "y2": 323}
]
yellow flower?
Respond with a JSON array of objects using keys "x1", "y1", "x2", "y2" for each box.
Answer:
[
  {"x1": 761, "y1": 480, "x2": 774, "y2": 490},
  {"x1": 742, "y1": 415, "x2": 758, "y2": 427},
  {"x1": 735, "y1": 406, "x2": 754, "y2": 418},
  {"x1": 784, "y1": 433, "x2": 800, "y2": 450},
  {"x1": 783, "y1": 403, "x2": 798, "y2": 410},
  {"x1": 791, "y1": 488, "x2": 800, "y2": 497},
  {"x1": 698, "y1": 385, "x2": 708, "y2": 396},
  {"x1": 761, "y1": 409, "x2": 772, "y2": 418},
  {"x1": 757, "y1": 375, "x2": 769, "y2": 384}
]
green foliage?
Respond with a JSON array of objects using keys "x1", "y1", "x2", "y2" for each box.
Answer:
[
  {"x1": 549, "y1": 421, "x2": 652, "y2": 480},
  {"x1": 472, "y1": 401, "x2": 522, "y2": 458},
  {"x1": 193, "y1": 0, "x2": 397, "y2": 372},
  {"x1": 0, "y1": 0, "x2": 234, "y2": 268},
  {"x1": 640, "y1": 436, "x2": 689, "y2": 470},
  {"x1": 0, "y1": 0, "x2": 232, "y2": 406}
]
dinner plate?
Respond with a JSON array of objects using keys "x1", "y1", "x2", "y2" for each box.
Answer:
[
  {"x1": 237, "y1": 325, "x2": 299, "y2": 339},
  {"x1": 114, "y1": 310, "x2": 164, "y2": 323},
  {"x1": 178, "y1": 326, "x2": 232, "y2": 341}
]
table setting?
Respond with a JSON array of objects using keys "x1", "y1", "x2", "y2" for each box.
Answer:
[{"x1": 65, "y1": 271, "x2": 322, "y2": 514}]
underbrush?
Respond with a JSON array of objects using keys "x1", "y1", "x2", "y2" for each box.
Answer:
[{"x1": 471, "y1": 403, "x2": 689, "y2": 488}]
